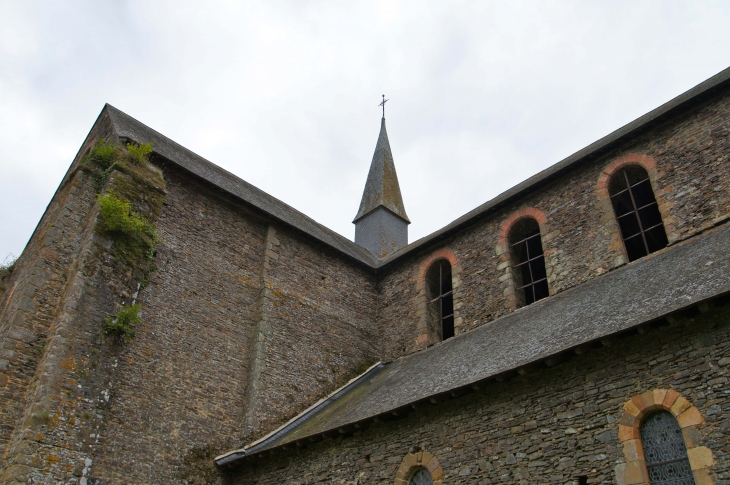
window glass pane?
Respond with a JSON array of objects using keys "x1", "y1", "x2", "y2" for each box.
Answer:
[
  {"x1": 611, "y1": 190, "x2": 634, "y2": 216},
  {"x1": 524, "y1": 284, "x2": 536, "y2": 305},
  {"x1": 533, "y1": 279, "x2": 549, "y2": 302},
  {"x1": 442, "y1": 294, "x2": 454, "y2": 317},
  {"x1": 631, "y1": 179, "x2": 657, "y2": 208},
  {"x1": 609, "y1": 171, "x2": 629, "y2": 193},
  {"x1": 529, "y1": 256, "x2": 547, "y2": 281},
  {"x1": 638, "y1": 204, "x2": 663, "y2": 230},
  {"x1": 514, "y1": 240, "x2": 529, "y2": 262},
  {"x1": 441, "y1": 262, "x2": 453, "y2": 294},
  {"x1": 624, "y1": 165, "x2": 649, "y2": 186},
  {"x1": 645, "y1": 226, "x2": 669, "y2": 254},
  {"x1": 441, "y1": 315, "x2": 455, "y2": 340},
  {"x1": 624, "y1": 234, "x2": 648, "y2": 261},
  {"x1": 518, "y1": 262, "x2": 532, "y2": 286},
  {"x1": 526, "y1": 234, "x2": 543, "y2": 258},
  {"x1": 618, "y1": 213, "x2": 641, "y2": 239}
]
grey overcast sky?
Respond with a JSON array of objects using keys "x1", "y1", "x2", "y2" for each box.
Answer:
[{"x1": 1, "y1": 1, "x2": 730, "y2": 262}]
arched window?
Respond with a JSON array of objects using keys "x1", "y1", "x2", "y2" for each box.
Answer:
[
  {"x1": 426, "y1": 259, "x2": 454, "y2": 341},
  {"x1": 640, "y1": 411, "x2": 695, "y2": 484},
  {"x1": 608, "y1": 165, "x2": 668, "y2": 262},
  {"x1": 409, "y1": 468, "x2": 434, "y2": 485},
  {"x1": 509, "y1": 218, "x2": 548, "y2": 306}
]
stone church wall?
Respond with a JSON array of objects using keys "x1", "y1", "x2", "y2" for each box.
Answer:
[
  {"x1": 0, "y1": 133, "x2": 379, "y2": 483},
  {"x1": 227, "y1": 301, "x2": 730, "y2": 484},
  {"x1": 377, "y1": 90, "x2": 730, "y2": 362}
]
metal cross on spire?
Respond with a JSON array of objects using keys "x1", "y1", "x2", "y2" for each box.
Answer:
[{"x1": 379, "y1": 94, "x2": 389, "y2": 118}]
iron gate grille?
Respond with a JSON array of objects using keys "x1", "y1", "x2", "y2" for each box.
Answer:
[{"x1": 640, "y1": 411, "x2": 695, "y2": 485}]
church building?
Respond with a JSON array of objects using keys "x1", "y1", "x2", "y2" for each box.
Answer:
[{"x1": 1, "y1": 66, "x2": 730, "y2": 485}]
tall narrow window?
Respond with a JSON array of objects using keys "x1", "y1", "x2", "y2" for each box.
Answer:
[
  {"x1": 509, "y1": 218, "x2": 548, "y2": 306},
  {"x1": 640, "y1": 411, "x2": 695, "y2": 485},
  {"x1": 609, "y1": 165, "x2": 668, "y2": 262},
  {"x1": 426, "y1": 259, "x2": 454, "y2": 341}
]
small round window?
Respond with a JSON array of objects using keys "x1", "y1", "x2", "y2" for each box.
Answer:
[{"x1": 409, "y1": 468, "x2": 433, "y2": 485}]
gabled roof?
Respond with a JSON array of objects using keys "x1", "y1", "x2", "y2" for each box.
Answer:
[
  {"x1": 353, "y1": 118, "x2": 410, "y2": 223},
  {"x1": 83, "y1": 66, "x2": 730, "y2": 270},
  {"x1": 100, "y1": 106, "x2": 379, "y2": 267},
  {"x1": 216, "y1": 223, "x2": 730, "y2": 466}
]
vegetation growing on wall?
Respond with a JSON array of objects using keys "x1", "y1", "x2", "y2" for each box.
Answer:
[
  {"x1": 97, "y1": 191, "x2": 159, "y2": 266},
  {"x1": 83, "y1": 138, "x2": 167, "y2": 343},
  {"x1": 0, "y1": 255, "x2": 16, "y2": 298},
  {"x1": 104, "y1": 304, "x2": 142, "y2": 341}
]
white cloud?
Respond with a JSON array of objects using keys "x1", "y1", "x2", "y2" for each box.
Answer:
[{"x1": 2, "y1": 0, "x2": 730, "y2": 257}]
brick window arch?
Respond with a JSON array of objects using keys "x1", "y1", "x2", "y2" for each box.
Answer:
[
  {"x1": 416, "y1": 250, "x2": 462, "y2": 347},
  {"x1": 617, "y1": 389, "x2": 715, "y2": 485},
  {"x1": 496, "y1": 208, "x2": 551, "y2": 310},
  {"x1": 394, "y1": 450, "x2": 444, "y2": 485},
  {"x1": 596, "y1": 154, "x2": 675, "y2": 264}
]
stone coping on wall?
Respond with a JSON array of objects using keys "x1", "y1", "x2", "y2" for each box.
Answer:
[
  {"x1": 216, "y1": 222, "x2": 730, "y2": 467},
  {"x1": 68, "y1": 65, "x2": 730, "y2": 271}
]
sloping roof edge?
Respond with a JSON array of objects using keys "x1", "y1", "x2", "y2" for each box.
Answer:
[
  {"x1": 103, "y1": 105, "x2": 380, "y2": 267},
  {"x1": 377, "y1": 65, "x2": 730, "y2": 268},
  {"x1": 82, "y1": 66, "x2": 730, "y2": 270},
  {"x1": 215, "y1": 362, "x2": 384, "y2": 467}
]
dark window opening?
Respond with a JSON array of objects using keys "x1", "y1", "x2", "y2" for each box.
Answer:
[
  {"x1": 409, "y1": 468, "x2": 433, "y2": 485},
  {"x1": 608, "y1": 165, "x2": 668, "y2": 262},
  {"x1": 576, "y1": 476, "x2": 588, "y2": 485},
  {"x1": 426, "y1": 259, "x2": 454, "y2": 341},
  {"x1": 509, "y1": 218, "x2": 549, "y2": 306},
  {"x1": 640, "y1": 411, "x2": 695, "y2": 484}
]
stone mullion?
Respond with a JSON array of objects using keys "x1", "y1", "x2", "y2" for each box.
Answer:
[{"x1": 242, "y1": 225, "x2": 279, "y2": 440}]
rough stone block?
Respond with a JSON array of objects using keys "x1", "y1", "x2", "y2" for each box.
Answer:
[
  {"x1": 677, "y1": 407, "x2": 704, "y2": 428},
  {"x1": 687, "y1": 446, "x2": 714, "y2": 470}
]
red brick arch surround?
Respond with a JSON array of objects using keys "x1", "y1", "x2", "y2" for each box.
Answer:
[
  {"x1": 495, "y1": 207, "x2": 551, "y2": 311},
  {"x1": 596, "y1": 153, "x2": 658, "y2": 200},
  {"x1": 415, "y1": 249, "x2": 462, "y2": 347}
]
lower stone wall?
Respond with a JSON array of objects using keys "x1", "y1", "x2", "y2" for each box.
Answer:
[{"x1": 225, "y1": 302, "x2": 730, "y2": 484}]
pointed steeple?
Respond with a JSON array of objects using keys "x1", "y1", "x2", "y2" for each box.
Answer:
[
  {"x1": 353, "y1": 117, "x2": 410, "y2": 257},
  {"x1": 353, "y1": 118, "x2": 410, "y2": 223}
]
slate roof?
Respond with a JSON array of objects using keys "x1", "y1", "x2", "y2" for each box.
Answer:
[
  {"x1": 102, "y1": 105, "x2": 380, "y2": 267},
  {"x1": 81, "y1": 66, "x2": 730, "y2": 271},
  {"x1": 216, "y1": 223, "x2": 730, "y2": 466},
  {"x1": 353, "y1": 118, "x2": 410, "y2": 223}
]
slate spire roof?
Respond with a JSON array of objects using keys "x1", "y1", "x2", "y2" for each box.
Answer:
[{"x1": 353, "y1": 118, "x2": 410, "y2": 223}]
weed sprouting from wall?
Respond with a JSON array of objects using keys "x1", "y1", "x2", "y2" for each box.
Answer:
[
  {"x1": 0, "y1": 254, "x2": 17, "y2": 297},
  {"x1": 83, "y1": 138, "x2": 117, "y2": 169},
  {"x1": 97, "y1": 191, "x2": 159, "y2": 266},
  {"x1": 81, "y1": 138, "x2": 166, "y2": 345},
  {"x1": 104, "y1": 304, "x2": 142, "y2": 341},
  {"x1": 126, "y1": 142, "x2": 153, "y2": 164}
]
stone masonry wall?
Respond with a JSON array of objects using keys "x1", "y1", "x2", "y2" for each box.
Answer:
[
  {"x1": 0, "y1": 132, "x2": 381, "y2": 483},
  {"x1": 0, "y1": 113, "x2": 117, "y2": 478},
  {"x1": 377, "y1": 90, "x2": 730, "y2": 362},
  {"x1": 244, "y1": 223, "x2": 379, "y2": 441},
  {"x1": 227, "y1": 301, "x2": 730, "y2": 484}
]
